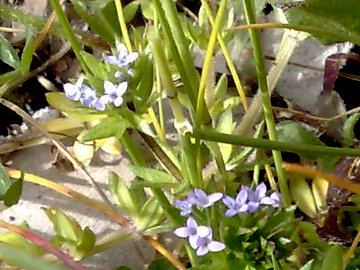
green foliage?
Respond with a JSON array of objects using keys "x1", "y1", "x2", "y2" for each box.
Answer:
[
  {"x1": 0, "y1": 164, "x2": 12, "y2": 198},
  {"x1": 0, "y1": 33, "x2": 20, "y2": 69},
  {"x1": 108, "y1": 171, "x2": 142, "y2": 217},
  {"x1": 286, "y1": 0, "x2": 360, "y2": 45},
  {"x1": 44, "y1": 208, "x2": 96, "y2": 260},
  {"x1": 148, "y1": 258, "x2": 176, "y2": 270},
  {"x1": 20, "y1": 28, "x2": 36, "y2": 73},
  {"x1": 0, "y1": 243, "x2": 67, "y2": 270},
  {"x1": 81, "y1": 116, "x2": 130, "y2": 142},
  {"x1": 343, "y1": 113, "x2": 360, "y2": 146}
]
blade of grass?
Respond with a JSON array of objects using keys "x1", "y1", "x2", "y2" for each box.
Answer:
[
  {"x1": 191, "y1": 128, "x2": 360, "y2": 157},
  {"x1": 49, "y1": 0, "x2": 90, "y2": 74},
  {"x1": 243, "y1": 0, "x2": 290, "y2": 205}
]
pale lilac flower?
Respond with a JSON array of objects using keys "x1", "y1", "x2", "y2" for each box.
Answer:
[
  {"x1": 90, "y1": 98, "x2": 106, "y2": 111},
  {"x1": 222, "y1": 187, "x2": 249, "y2": 217},
  {"x1": 191, "y1": 228, "x2": 226, "y2": 256},
  {"x1": 173, "y1": 199, "x2": 193, "y2": 216},
  {"x1": 243, "y1": 183, "x2": 280, "y2": 213},
  {"x1": 79, "y1": 85, "x2": 97, "y2": 106},
  {"x1": 174, "y1": 217, "x2": 211, "y2": 248},
  {"x1": 101, "y1": 81, "x2": 128, "y2": 107},
  {"x1": 188, "y1": 189, "x2": 223, "y2": 208},
  {"x1": 104, "y1": 43, "x2": 139, "y2": 69},
  {"x1": 63, "y1": 77, "x2": 84, "y2": 101}
]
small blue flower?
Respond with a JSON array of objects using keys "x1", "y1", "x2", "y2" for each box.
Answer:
[
  {"x1": 191, "y1": 228, "x2": 226, "y2": 256},
  {"x1": 63, "y1": 77, "x2": 84, "y2": 101},
  {"x1": 174, "y1": 217, "x2": 211, "y2": 248},
  {"x1": 173, "y1": 199, "x2": 193, "y2": 216},
  {"x1": 243, "y1": 183, "x2": 281, "y2": 213},
  {"x1": 104, "y1": 43, "x2": 139, "y2": 70},
  {"x1": 101, "y1": 80, "x2": 128, "y2": 107},
  {"x1": 222, "y1": 187, "x2": 248, "y2": 217},
  {"x1": 79, "y1": 85, "x2": 97, "y2": 106},
  {"x1": 188, "y1": 189, "x2": 223, "y2": 209},
  {"x1": 174, "y1": 218, "x2": 225, "y2": 256}
]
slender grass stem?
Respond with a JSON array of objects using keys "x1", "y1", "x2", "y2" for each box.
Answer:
[
  {"x1": 49, "y1": 0, "x2": 89, "y2": 73},
  {"x1": 229, "y1": 23, "x2": 360, "y2": 45},
  {"x1": 114, "y1": 0, "x2": 132, "y2": 52},
  {"x1": 196, "y1": 0, "x2": 227, "y2": 123},
  {"x1": 191, "y1": 128, "x2": 360, "y2": 157},
  {"x1": 243, "y1": 0, "x2": 291, "y2": 206},
  {"x1": 199, "y1": 0, "x2": 249, "y2": 111}
]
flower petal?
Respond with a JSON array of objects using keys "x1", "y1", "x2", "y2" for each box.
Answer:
[
  {"x1": 116, "y1": 82, "x2": 128, "y2": 96},
  {"x1": 103, "y1": 80, "x2": 116, "y2": 94},
  {"x1": 222, "y1": 196, "x2": 235, "y2": 207},
  {"x1": 187, "y1": 217, "x2": 197, "y2": 228},
  {"x1": 247, "y1": 201, "x2": 260, "y2": 213},
  {"x1": 197, "y1": 226, "x2": 211, "y2": 238},
  {"x1": 260, "y1": 196, "x2": 276, "y2": 205},
  {"x1": 208, "y1": 241, "x2": 226, "y2": 252},
  {"x1": 91, "y1": 99, "x2": 106, "y2": 111},
  {"x1": 189, "y1": 235, "x2": 198, "y2": 249},
  {"x1": 207, "y1": 192, "x2": 223, "y2": 204},
  {"x1": 104, "y1": 55, "x2": 119, "y2": 65},
  {"x1": 126, "y1": 52, "x2": 139, "y2": 63},
  {"x1": 174, "y1": 227, "x2": 191, "y2": 238},
  {"x1": 256, "y1": 182, "x2": 267, "y2": 198},
  {"x1": 236, "y1": 188, "x2": 248, "y2": 204},
  {"x1": 113, "y1": 96, "x2": 124, "y2": 107},
  {"x1": 196, "y1": 246, "x2": 209, "y2": 256},
  {"x1": 225, "y1": 209, "x2": 238, "y2": 217},
  {"x1": 63, "y1": 83, "x2": 80, "y2": 101}
]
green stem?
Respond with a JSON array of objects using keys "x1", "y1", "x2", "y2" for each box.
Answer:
[
  {"x1": 196, "y1": 0, "x2": 227, "y2": 123},
  {"x1": 229, "y1": 22, "x2": 360, "y2": 46},
  {"x1": 121, "y1": 131, "x2": 182, "y2": 226},
  {"x1": 49, "y1": 0, "x2": 89, "y2": 74},
  {"x1": 114, "y1": 0, "x2": 132, "y2": 52},
  {"x1": 243, "y1": 0, "x2": 291, "y2": 206},
  {"x1": 199, "y1": 0, "x2": 249, "y2": 111},
  {"x1": 192, "y1": 128, "x2": 360, "y2": 157}
]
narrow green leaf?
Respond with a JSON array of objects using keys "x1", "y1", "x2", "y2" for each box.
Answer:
[
  {"x1": 290, "y1": 177, "x2": 317, "y2": 218},
  {"x1": 108, "y1": 172, "x2": 139, "y2": 217},
  {"x1": 70, "y1": 0, "x2": 117, "y2": 45},
  {"x1": 80, "y1": 52, "x2": 108, "y2": 80},
  {"x1": 3, "y1": 178, "x2": 23, "y2": 207},
  {"x1": 123, "y1": 1, "x2": 140, "y2": 23},
  {"x1": 0, "y1": 33, "x2": 20, "y2": 69},
  {"x1": 321, "y1": 245, "x2": 343, "y2": 270},
  {"x1": 0, "y1": 243, "x2": 67, "y2": 270},
  {"x1": 50, "y1": 0, "x2": 89, "y2": 73},
  {"x1": 133, "y1": 54, "x2": 153, "y2": 113},
  {"x1": 138, "y1": 198, "x2": 164, "y2": 230},
  {"x1": 81, "y1": 116, "x2": 130, "y2": 142},
  {"x1": 74, "y1": 227, "x2": 96, "y2": 259},
  {"x1": 46, "y1": 92, "x2": 79, "y2": 111},
  {"x1": 217, "y1": 107, "x2": 234, "y2": 163},
  {"x1": 44, "y1": 208, "x2": 82, "y2": 243},
  {"x1": 21, "y1": 28, "x2": 36, "y2": 73},
  {"x1": 0, "y1": 164, "x2": 11, "y2": 197},
  {"x1": 128, "y1": 165, "x2": 176, "y2": 185},
  {"x1": 0, "y1": 69, "x2": 22, "y2": 85},
  {"x1": 343, "y1": 113, "x2": 360, "y2": 146}
]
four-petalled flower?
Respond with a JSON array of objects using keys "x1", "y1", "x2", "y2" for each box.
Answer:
[{"x1": 188, "y1": 189, "x2": 223, "y2": 209}]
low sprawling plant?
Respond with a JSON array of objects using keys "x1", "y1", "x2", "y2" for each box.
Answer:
[{"x1": 1, "y1": 0, "x2": 360, "y2": 269}]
